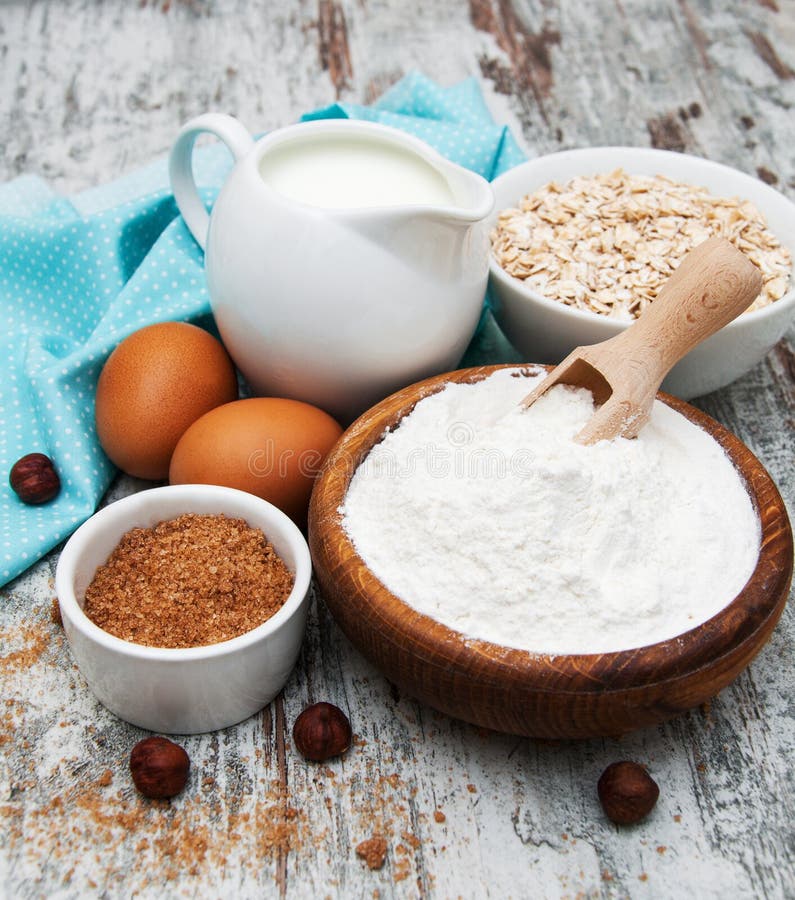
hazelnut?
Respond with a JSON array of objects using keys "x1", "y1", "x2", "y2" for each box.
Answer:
[
  {"x1": 129, "y1": 736, "x2": 190, "y2": 799},
  {"x1": 598, "y1": 761, "x2": 659, "y2": 825},
  {"x1": 9, "y1": 453, "x2": 60, "y2": 505},
  {"x1": 292, "y1": 702, "x2": 352, "y2": 761}
]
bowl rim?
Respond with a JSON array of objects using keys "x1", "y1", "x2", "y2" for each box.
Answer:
[
  {"x1": 55, "y1": 483, "x2": 313, "y2": 662},
  {"x1": 487, "y1": 146, "x2": 795, "y2": 329},
  {"x1": 309, "y1": 364, "x2": 793, "y2": 693}
]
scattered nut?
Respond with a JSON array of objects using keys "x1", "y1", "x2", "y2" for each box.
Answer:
[
  {"x1": 292, "y1": 702, "x2": 352, "y2": 761},
  {"x1": 598, "y1": 761, "x2": 659, "y2": 825},
  {"x1": 9, "y1": 453, "x2": 61, "y2": 505},
  {"x1": 129, "y1": 736, "x2": 190, "y2": 799}
]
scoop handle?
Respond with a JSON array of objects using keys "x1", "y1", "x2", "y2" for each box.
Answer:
[{"x1": 610, "y1": 236, "x2": 762, "y2": 384}]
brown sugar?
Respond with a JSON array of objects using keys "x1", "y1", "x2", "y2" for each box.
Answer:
[
  {"x1": 0, "y1": 621, "x2": 50, "y2": 673},
  {"x1": 83, "y1": 514, "x2": 294, "y2": 648},
  {"x1": 356, "y1": 835, "x2": 388, "y2": 870}
]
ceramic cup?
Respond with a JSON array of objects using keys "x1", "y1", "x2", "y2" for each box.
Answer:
[{"x1": 55, "y1": 484, "x2": 312, "y2": 734}]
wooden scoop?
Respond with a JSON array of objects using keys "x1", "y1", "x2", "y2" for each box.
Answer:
[{"x1": 520, "y1": 237, "x2": 763, "y2": 444}]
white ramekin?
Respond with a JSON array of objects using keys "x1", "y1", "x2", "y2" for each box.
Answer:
[{"x1": 55, "y1": 484, "x2": 312, "y2": 734}]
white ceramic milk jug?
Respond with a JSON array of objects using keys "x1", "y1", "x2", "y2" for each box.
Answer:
[{"x1": 169, "y1": 114, "x2": 494, "y2": 422}]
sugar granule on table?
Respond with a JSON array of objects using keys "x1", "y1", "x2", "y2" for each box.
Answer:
[{"x1": 341, "y1": 368, "x2": 760, "y2": 655}]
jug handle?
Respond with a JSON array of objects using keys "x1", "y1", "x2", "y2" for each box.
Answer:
[{"x1": 169, "y1": 113, "x2": 255, "y2": 251}]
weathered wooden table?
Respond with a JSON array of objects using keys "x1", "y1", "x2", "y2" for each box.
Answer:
[{"x1": 2, "y1": 2, "x2": 794, "y2": 897}]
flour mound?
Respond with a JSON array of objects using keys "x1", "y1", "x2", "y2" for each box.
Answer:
[{"x1": 341, "y1": 368, "x2": 760, "y2": 654}]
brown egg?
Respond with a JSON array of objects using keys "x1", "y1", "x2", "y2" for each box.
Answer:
[
  {"x1": 95, "y1": 322, "x2": 238, "y2": 479},
  {"x1": 169, "y1": 398, "x2": 343, "y2": 526}
]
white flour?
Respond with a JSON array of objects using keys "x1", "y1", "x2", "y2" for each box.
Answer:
[{"x1": 341, "y1": 368, "x2": 760, "y2": 654}]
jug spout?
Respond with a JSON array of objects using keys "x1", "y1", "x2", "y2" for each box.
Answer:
[
  {"x1": 433, "y1": 160, "x2": 495, "y2": 224},
  {"x1": 334, "y1": 159, "x2": 495, "y2": 292}
]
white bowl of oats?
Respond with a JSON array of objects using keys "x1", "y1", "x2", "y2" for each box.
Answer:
[{"x1": 488, "y1": 147, "x2": 795, "y2": 398}]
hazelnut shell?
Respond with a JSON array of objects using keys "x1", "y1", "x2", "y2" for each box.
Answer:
[
  {"x1": 292, "y1": 702, "x2": 352, "y2": 762},
  {"x1": 9, "y1": 453, "x2": 60, "y2": 505},
  {"x1": 598, "y1": 760, "x2": 659, "y2": 825},
  {"x1": 130, "y1": 736, "x2": 190, "y2": 799}
]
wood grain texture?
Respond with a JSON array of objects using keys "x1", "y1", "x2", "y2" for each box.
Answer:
[
  {"x1": 309, "y1": 365, "x2": 793, "y2": 738},
  {"x1": 1, "y1": 0, "x2": 794, "y2": 897}
]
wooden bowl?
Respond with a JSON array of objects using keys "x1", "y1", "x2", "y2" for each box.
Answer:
[{"x1": 308, "y1": 365, "x2": 793, "y2": 739}]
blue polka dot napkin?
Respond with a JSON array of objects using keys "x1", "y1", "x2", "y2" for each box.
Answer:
[{"x1": 0, "y1": 71, "x2": 524, "y2": 587}]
